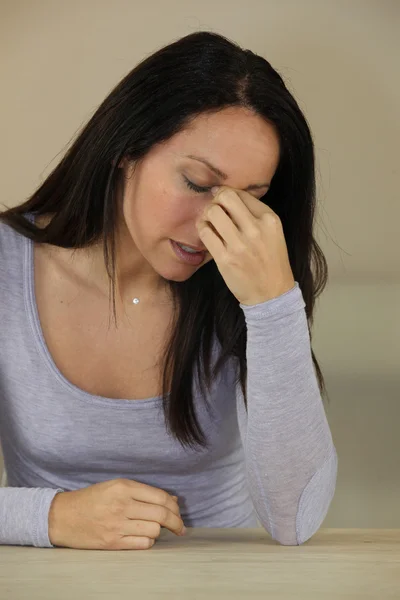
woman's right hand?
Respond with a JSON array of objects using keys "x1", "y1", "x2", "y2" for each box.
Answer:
[{"x1": 48, "y1": 478, "x2": 186, "y2": 550}]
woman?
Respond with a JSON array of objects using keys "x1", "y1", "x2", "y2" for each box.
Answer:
[{"x1": 0, "y1": 31, "x2": 337, "y2": 550}]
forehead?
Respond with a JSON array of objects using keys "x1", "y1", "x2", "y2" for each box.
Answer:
[{"x1": 166, "y1": 106, "x2": 280, "y2": 179}]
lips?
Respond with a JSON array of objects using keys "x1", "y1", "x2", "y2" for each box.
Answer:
[{"x1": 175, "y1": 241, "x2": 207, "y2": 252}]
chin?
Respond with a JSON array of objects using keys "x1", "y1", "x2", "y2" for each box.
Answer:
[
  {"x1": 164, "y1": 271, "x2": 198, "y2": 282},
  {"x1": 162, "y1": 262, "x2": 206, "y2": 282}
]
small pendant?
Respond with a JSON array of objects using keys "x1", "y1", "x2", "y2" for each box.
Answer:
[{"x1": 132, "y1": 298, "x2": 140, "y2": 304}]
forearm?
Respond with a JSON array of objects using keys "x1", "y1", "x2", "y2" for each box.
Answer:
[
  {"x1": 238, "y1": 283, "x2": 338, "y2": 544},
  {"x1": 0, "y1": 486, "x2": 64, "y2": 547}
]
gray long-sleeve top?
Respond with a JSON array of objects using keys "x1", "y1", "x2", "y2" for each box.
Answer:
[{"x1": 0, "y1": 216, "x2": 337, "y2": 547}]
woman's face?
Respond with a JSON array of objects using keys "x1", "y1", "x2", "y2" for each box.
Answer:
[{"x1": 118, "y1": 106, "x2": 280, "y2": 287}]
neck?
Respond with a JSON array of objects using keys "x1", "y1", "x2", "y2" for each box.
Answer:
[{"x1": 36, "y1": 212, "x2": 171, "y2": 306}]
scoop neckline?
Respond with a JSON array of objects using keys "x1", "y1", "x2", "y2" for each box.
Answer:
[{"x1": 23, "y1": 213, "x2": 165, "y2": 408}]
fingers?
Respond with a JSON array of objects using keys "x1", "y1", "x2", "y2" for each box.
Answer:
[
  {"x1": 127, "y1": 500, "x2": 185, "y2": 536},
  {"x1": 117, "y1": 536, "x2": 156, "y2": 551},
  {"x1": 125, "y1": 480, "x2": 180, "y2": 516},
  {"x1": 123, "y1": 519, "x2": 162, "y2": 540},
  {"x1": 168, "y1": 498, "x2": 181, "y2": 517}
]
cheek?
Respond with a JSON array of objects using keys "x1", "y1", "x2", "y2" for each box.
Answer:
[{"x1": 158, "y1": 190, "x2": 201, "y2": 228}]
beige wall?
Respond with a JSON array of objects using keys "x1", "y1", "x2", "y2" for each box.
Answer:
[{"x1": 0, "y1": 0, "x2": 399, "y2": 526}]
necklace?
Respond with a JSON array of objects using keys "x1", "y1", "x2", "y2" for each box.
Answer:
[{"x1": 131, "y1": 290, "x2": 172, "y2": 306}]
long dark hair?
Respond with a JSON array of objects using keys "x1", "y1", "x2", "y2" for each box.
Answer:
[{"x1": 0, "y1": 31, "x2": 329, "y2": 450}]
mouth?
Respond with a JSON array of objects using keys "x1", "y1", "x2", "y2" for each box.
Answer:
[
  {"x1": 170, "y1": 240, "x2": 207, "y2": 265},
  {"x1": 174, "y1": 241, "x2": 207, "y2": 252}
]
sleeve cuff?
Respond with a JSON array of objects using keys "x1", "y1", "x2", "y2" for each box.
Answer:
[
  {"x1": 33, "y1": 488, "x2": 65, "y2": 548},
  {"x1": 239, "y1": 282, "x2": 305, "y2": 320}
]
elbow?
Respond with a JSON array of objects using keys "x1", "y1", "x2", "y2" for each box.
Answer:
[
  {"x1": 259, "y1": 522, "x2": 309, "y2": 546},
  {"x1": 260, "y1": 511, "x2": 327, "y2": 547},
  {"x1": 260, "y1": 449, "x2": 338, "y2": 547},
  {"x1": 257, "y1": 511, "x2": 319, "y2": 546},
  {"x1": 269, "y1": 523, "x2": 320, "y2": 546},
  {"x1": 294, "y1": 448, "x2": 338, "y2": 545}
]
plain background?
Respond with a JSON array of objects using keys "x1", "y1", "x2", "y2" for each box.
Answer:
[{"x1": 0, "y1": 0, "x2": 399, "y2": 528}]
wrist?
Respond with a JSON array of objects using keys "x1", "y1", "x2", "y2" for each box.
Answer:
[{"x1": 48, "y1": 490, "x2": 68, "y2": 547}]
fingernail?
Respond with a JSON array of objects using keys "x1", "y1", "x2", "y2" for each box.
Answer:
[
  {"x1": 180, "y1": 526, "x2": 187, "y2": 536},
  {"x1": 211, "y1": 186, "x2": 219, "y2": 195}
]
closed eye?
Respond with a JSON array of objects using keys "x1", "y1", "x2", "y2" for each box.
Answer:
[{"x1": 183, "y1": 176, "x2": 211, "y2": 194}]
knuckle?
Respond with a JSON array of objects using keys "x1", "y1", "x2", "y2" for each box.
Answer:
[
  {"x1": 157, "y1": 506, "x2": 169, "y2": 523},
  {"x1": 220, "y1": 252, "x2": 231, "y2": 266},
  {"x1": 248, "y1": 225, "x2": 261, "y2": 239},
  {"x1": 226, "y1": 244, "x2": 242, "y2": 260},
  {"x1": 99, "y1": 518, "x2": 122, "y2": 548},
  {"x1": 160, "y1": 490, "x2": 170, "y2": 506},
  {"x1": 206, "y1": 204, "x2": 217, "y2": 217},
  {"x1": 113, "y1": 478, "x2": 128, "y2": 490},
  {"x1": 263, "y1": 211, "x2": 280, "y2": 226},
  {"x1": 99, "y1": 532, "x2": 116, "y2": 550},
  {"x1": 223, "y1": 189, "x2": 236, "y2": 201}
]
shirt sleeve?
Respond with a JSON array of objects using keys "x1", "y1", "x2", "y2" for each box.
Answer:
[
  {"x1": 236, "y1": 281, "x2": 338, "y2": 545},
  {"x1": 0, "y1": 487, "x2": 64, "y2": 547}
]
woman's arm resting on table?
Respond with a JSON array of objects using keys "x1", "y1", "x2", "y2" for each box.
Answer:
[
  {"x1": 0, "y1": 487, "x2": 64, "y2": 547},
  {"x1": 237, "y1": 282, "x2": 338, "y2": 545}
]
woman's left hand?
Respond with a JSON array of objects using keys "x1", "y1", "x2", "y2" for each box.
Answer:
[{"x1": 196, "y1": 186, "x2": 296, "y2": 306}]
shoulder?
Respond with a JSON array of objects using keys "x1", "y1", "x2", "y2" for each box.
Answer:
[
  {"x1": 0, "y1": 217, "x2": 20, "y2": 254},
  {"x1": 0, "y1": 213, "x2": 33, "y2": 273}
]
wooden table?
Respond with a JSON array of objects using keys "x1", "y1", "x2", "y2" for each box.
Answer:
[{"x1": 0, "y1": 528, "x2": 399, "y2": 599}]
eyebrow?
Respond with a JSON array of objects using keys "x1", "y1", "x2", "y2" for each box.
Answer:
[{"x1": 186, "y1": 154, "x2": 270, "y2": 191}]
